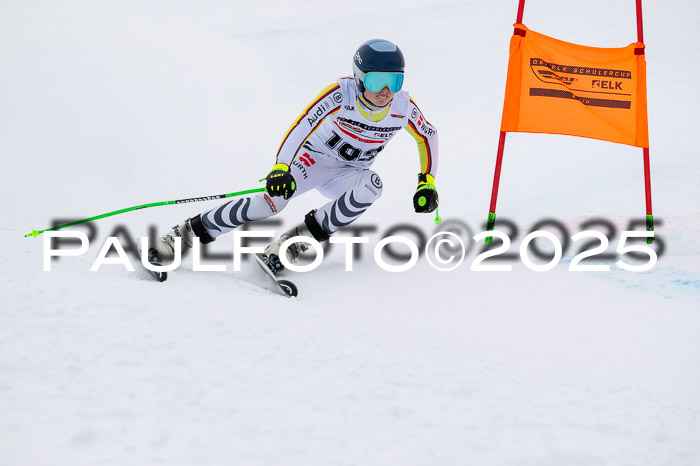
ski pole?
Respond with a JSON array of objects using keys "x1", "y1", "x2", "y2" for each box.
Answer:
[{"x1": 25, "y1": 187, "x2": 266, "y2": 238}]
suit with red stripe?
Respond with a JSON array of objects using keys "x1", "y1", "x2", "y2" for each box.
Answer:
[
  {"x1": 276, "y1": 77, "x2": 438, "y2": 177},
  {"x1": 198, "y1": 76, "x2": 438, "y2": 239}
]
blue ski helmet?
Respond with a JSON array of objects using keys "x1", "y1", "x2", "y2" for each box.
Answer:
[{"x1": 352, "y1": 39, "x2": 405, "y2": 94}]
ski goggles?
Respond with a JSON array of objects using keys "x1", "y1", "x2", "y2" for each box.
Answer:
[{"x1": 362, "y1": 71, "x2": 404, "y2": 93}]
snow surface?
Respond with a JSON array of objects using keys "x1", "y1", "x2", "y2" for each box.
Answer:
[{"x1": 1, "y1": 1, "x2": 699, "y2": 465}]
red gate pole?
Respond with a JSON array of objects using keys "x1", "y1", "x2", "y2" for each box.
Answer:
[
  {"x1": 637, "y1": 0, "x2": 654, "y2": 243},
  {"x1": 485, "y1": 131, "x2": 507, "y2": 242},
  {"x1": 485, "y1": 0, "x2": 526, "y2": 243},
  {"x1": 636, "y1": 0, "x2": 645, "y2": 43},
  {"x1": 516, "y1": 0, "x2": 526, "y2": 23}
]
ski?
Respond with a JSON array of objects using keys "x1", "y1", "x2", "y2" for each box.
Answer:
[
  {"x1": 143, "y1": 264, "x2": 167, "y2": 282},
  {"x1": 253, "y1": 253, "x2": 298, "y2": 298}
]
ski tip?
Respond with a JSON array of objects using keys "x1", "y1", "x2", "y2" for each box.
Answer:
[
  {"x1": 25, "y1": 230, "x2": 42, "y2": 238},
  {"x1": 278, "y1": 279, "x2": 298, "y2": 298}
]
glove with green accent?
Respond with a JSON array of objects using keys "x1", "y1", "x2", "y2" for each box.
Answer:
[
  {"x1": 413, "y1": 173, "x2": 439, "y2": 213},
  {"x1": 266, "y1": 163, "x2": 296, "y2": 200}
]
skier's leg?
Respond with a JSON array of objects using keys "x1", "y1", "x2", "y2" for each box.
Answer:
[
  {"x1": 260, "y1": 209, "x2": 330, "y2": 274},
  {"x1": 263, "y1": 168, "x2": 383, "y2": 272},
  {"x1": 149, "y1": 156, "x2": 331, "y2": 264},
  {"x1": 199, "y1": 192, "x2": 288, "y2": 240},
  {"x1": 314, "y1": 168, "x2": 383, "y2": 236},
  {"x1": 148, "y1": 193, "x2": 288, "y2": 264}
]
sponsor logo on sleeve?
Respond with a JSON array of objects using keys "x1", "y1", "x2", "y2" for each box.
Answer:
[
  {"x1": 292, "y1": 160, "x2": 308, "y2": 179},
  {"x1": 292, "y1": 153, "x2": 316, "y2": 179},
  {"x1": 308, "y1": 103, "x2": 329, "y2": 126},
  {"x1": 299, "y1": 153, "x2": 316, "y2": 167}
]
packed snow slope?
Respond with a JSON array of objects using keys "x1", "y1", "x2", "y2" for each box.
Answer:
[{"x1": 1, "y1": 1, "x2": 699, "y2": 465}]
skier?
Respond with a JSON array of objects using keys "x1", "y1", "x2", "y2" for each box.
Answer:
[{"x1": 148, "y1": 38, "x2": 439, "y2": 274}]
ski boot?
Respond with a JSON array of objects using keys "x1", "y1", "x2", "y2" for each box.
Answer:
[
  {"x1": 261, "y1": 210, "x2": 329, "y2": 274},
  {"x1": 148, "y1": 214, "x2": 215, "y2": 265}
]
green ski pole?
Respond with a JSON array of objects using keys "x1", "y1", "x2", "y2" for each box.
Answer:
[{"x1": 25, "y1": 187, "x2": 266, "y2": 238}]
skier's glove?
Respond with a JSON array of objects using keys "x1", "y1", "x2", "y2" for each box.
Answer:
[
  {"x1": 413, "y1": 173, "x2": 439, "y2": 213},
  {"x1": 266, "y1": 163, "x2": 296, "y2": 200}
]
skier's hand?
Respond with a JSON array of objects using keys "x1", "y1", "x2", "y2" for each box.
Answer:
[
  {"x1": 266, "y1": 163, "x2": 296, "y2": 200},
  {"x1": 413, "y1": 173, "x2": 439, "y2": 213}
]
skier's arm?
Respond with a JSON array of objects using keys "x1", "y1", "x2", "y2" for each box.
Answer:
[
  {"x1": 275, "y1": 82, "x2": 343, "y2": 167},
  {"x1": 406, "y1": 99, "x2": 438, "y2": 177},
  {"x1": 405, "y1": 98, "x2": 439, "y2": 212},
  {"x1": 404, "y1": 97, "x2": 438, "y2": 178}
]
